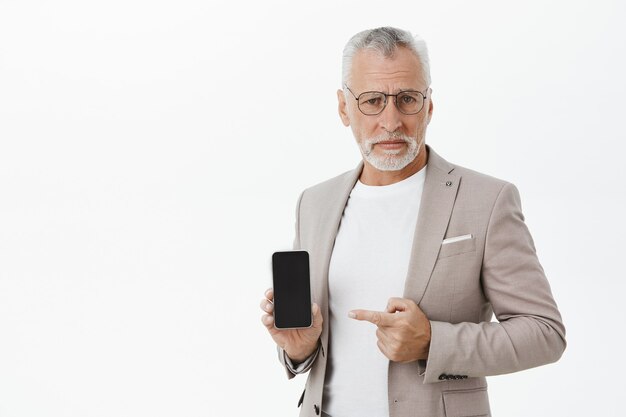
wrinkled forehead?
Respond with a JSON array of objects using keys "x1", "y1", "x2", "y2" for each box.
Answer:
[{"x1": 349, "y1": 47, "x2": 426, "y2": 90}]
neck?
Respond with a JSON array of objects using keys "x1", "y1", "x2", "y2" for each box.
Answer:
[{"x1": 359, "y1": 146, "x2": 428, "y2": 186}]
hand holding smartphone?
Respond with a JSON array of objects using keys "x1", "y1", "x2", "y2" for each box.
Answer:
[{"x1": 271, "y1": 250, "x2": 312, "y2": 329}]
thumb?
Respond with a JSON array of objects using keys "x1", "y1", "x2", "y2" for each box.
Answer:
[
  {"x1": 312, "y1": 303, "x2": 323, "y2": 328},
  {"x1": 386, "y1": 297, "x2": 416, "y2": 313}
]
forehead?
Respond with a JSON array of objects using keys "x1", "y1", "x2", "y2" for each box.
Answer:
[{"x1": 349, "y1": 47, "x2": 425, "y2": 90}]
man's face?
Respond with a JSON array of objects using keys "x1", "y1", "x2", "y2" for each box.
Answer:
[{"x1": 337, "y1": 47, "x2": 433, "y2": 171}]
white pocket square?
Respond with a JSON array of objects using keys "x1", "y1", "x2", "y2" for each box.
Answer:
[{"x1": 442, "y1": 234, "x2": 473, "y2": 245}]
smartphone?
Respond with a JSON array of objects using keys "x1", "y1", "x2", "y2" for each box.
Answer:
[{"x1": 271, "y1": 250, "x2": 312, "y2": 329}]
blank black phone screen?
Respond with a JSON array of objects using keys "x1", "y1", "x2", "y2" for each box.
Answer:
[{"x1": 272, "y1": 251, "x2": 312, "y2": 329}]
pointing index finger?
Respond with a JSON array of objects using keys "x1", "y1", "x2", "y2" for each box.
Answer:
[{"x1": 349, "y1": 309, "x2": 393, "y2": 327}]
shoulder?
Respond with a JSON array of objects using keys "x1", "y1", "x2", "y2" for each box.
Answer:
[
  {"x1": 427, "y1": 146, "x2": 511, "y2": 195},
  {"x1": 453, "y1": 164, "x2": 510, "y2": 192},
  {"x1": 299, "y1": 164, "x2": 361, "y2": 202},
  {"x1": 427, "y1": 146, "x2": 520, "y2": 209},
  {"x1": 453, "y1": 164, "x2": 521, "y2": 214}
]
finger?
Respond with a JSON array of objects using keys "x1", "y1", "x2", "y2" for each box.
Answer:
[
  {"x1": 376, "y1": 328, "x2": 391, "y2": 345},
  {"x1": 349, "y1": 309, "x2": 392, "y2": 327},
  {"x1": 259, "y1": 298, "x2": 274, "y2": 313},
  {"x1": 386, "y1": 297, "x2": 416, "y2": 313},
  {"x1": 265, "y1": 288, "x2": 274, "y2": 302},
  {"x1": 261, "y1": 313, "x2": 275, "y2": 329},
  {"x1": 311, "y1": 303, "x2": 323, "y2": 328},
  {"x1": 377, "y1": 328, "x2": 400, "y2": 353},
  {"x1": 377, "y1": 339, "x2": 391, "y2": 360}
]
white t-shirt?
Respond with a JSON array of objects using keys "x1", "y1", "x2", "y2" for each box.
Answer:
[{"x1": 322, "y1": 165, "x2": 427, "y2": 417}]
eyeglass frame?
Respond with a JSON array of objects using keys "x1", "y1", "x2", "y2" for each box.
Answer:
[{"x1": 344, "y1": 84, "x2": 429, "y2": 116}]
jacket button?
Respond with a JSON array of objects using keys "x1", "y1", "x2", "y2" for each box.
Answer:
[
  {"x1": 314, "y1": 404, "x2": 320, "y2": 415},
  {"x1": 438, "y1": 374, "x2": 447, "y2": 380}
]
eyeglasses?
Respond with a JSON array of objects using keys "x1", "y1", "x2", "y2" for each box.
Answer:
[{"x1": 344, "y1": 84, "x2": 428, "y2": 116}]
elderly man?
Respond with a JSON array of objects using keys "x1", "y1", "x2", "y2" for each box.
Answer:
[{"x1": 260, "y1": 27, "x2": 565, "y2": 417}]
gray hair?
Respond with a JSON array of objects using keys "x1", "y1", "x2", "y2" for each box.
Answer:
[{"x1": 341, "y1": 27, "x2": 431, "y2": 87}]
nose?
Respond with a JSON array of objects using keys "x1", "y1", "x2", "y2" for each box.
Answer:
[{"x1": 378, "y1": 98, "x2": 403, "y2": 132}]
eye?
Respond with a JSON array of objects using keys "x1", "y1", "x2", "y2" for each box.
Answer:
[
  {"x1": 358, "y1": 93, "x2": 386, "y2": 113},
  {"x1": 400, "y1": 94, "x2": 417, "y2": 104}
]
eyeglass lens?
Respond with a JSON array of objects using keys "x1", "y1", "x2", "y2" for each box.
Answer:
[{"x1": 358, "y1": 91, "x2": 424, "y2": 115}]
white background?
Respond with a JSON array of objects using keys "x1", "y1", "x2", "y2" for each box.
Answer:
[{"x1": 1, "y1": 0, "x2": 625, "y2": 416}]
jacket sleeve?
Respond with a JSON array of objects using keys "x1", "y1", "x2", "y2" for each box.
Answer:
[
  {"x1": 278, "y1": 344, "x2": 321, "y2": 379},
  {"x1": 275, "y1": 190, "x2": 321, "y2": 379},
  {"x1": 422, "y1": 182, "x2": 566, "y2": 384}
]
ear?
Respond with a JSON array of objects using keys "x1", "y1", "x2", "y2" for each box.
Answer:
[
  {"x1": 425, "y1": 88, "x2": 434, "y2": 125},
  {"x1": 337, "y1": 89, "x2": 351, "y2": 126}
]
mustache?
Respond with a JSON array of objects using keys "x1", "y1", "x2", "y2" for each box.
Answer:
[
  {"x1": 364, "y1": 132, "x2": 414, "y2": 147},
  {"x1": 362, "y1": 132, "x2": 416, "y2": 157}
]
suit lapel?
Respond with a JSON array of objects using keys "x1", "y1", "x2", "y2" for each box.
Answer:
[
  {"x1": 315, "y1": 162, "x2": 362, "y2": 280},
  {"x1": 314, "y1": 163, "x2": 362, "y2": 350},
  {"x1": 403, "y1": 146, "x2": 460, "y2": 304}
]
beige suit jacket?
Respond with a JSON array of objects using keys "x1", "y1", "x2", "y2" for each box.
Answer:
[{"x1": 278, "y1": 145, "x2": 566, "y2": 417}]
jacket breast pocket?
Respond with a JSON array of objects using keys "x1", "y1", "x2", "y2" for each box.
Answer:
[
  {"x1": 442, "y1": 387, "x2": 491, "y2": 417},
  {"x1": 438, "y1": 235, "x2": 476, "y2": 259}
]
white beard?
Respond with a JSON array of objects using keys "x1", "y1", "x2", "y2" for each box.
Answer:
[{"x1": 358, "y1": 131, "x2": 422, "y2": 171}]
